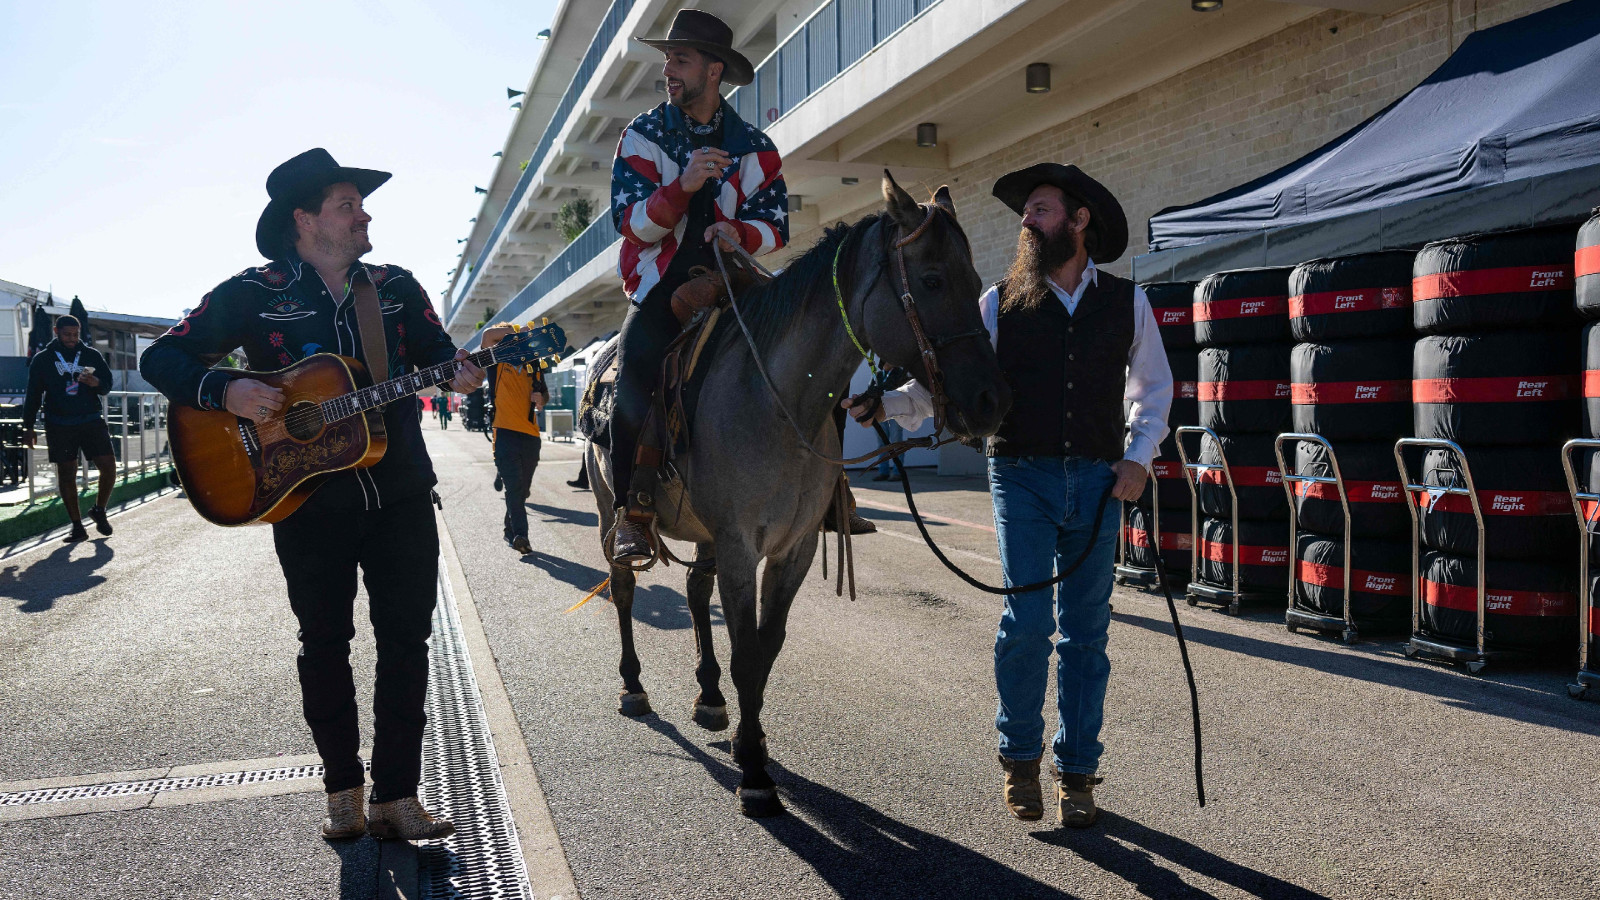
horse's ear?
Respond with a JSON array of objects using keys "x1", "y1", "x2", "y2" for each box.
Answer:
[
  {"x1": 882, "y1": 169, "x2": 921, "y2": 232},
  {"x1": 932, "y1": 185, "x2": 956, "y2": 218}
]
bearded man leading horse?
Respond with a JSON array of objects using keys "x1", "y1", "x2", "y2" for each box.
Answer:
[{"x1": 582, "y1": 7, "x2": 1008, "y2": 821}]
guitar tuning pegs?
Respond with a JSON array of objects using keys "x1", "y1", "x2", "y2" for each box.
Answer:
[{"x1": 541, "y1": 317, "x2": 549, "y2": 326}]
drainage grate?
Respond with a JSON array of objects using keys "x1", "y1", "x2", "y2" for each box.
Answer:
[
  {"x1": 418, "y1": 572, "x2": 534, "y2": 900},
  {"x1": 0, "y1": 761, "x2": 361, "y2": 807}
]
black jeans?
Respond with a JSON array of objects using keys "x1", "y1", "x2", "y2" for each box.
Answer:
[
  {"x1": 271, "y1": 492, "x2": 439, "y2": 802},
  {"x1": 608, "y1": 282, "x2": 682, "y2": 508},
  {"x1": 494, "y1": 429, "x2": 541, "y2": 541}
]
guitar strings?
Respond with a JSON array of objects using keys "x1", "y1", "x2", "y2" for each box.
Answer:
[{"x1": 261, "y1": 342, "x2": 524, "y2": 433}]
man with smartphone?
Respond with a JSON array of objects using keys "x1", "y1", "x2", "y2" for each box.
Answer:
[{"x1": 22, "y1": 314, "x2": 117, "y2": 543}]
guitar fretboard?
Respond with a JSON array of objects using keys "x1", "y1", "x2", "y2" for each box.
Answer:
[{"x1": 319, "y1": 347, "x2": 501, "y2": 422}]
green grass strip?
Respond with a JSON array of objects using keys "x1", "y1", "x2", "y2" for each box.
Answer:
[{"x1": 0, "y1": 466, "x2": 176, "y2": 546}]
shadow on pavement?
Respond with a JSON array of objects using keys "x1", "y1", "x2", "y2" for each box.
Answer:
[
  {"x1": 632, "y1": 583, "x2": 718, "y2": 631},
  {"x1": 330, "y1": 835, "x2": 380, "y2": 899},
  {"x1": 527, "y1": 501, "x2": 598, "y2": 529},
  {"x1": 645, "y1": 717, "x2": 1076, "y2": 899},
  {"x1": 1112, "y1": 608, "x2": 1600, "y2": 735},
  {"x1": 521, "y1": 550, "x2": 607, "y2": 593},
  {"x1": 0, "y1": 540, "x2": 114, "y2": 613},
  {"x1": 1034, "y1": 810, "x2": 1328, "y2": 899},
  {"x1": 854, "y1": 469, "x2": 989, "y2": 497}
]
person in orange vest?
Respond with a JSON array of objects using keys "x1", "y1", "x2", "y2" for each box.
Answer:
[{"x1": 482, "y1": 321, "x2": 550, "y2": 555}]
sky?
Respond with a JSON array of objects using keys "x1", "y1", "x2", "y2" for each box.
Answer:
[{"x1": 0, "y1": 0, "x2": 560, "y2": 320}]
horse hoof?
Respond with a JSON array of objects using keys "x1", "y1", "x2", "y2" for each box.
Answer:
[
  {"x1": 738, "y1": 787, "x2": 785, "y2": 818},
  {"x1": 618, "y1": 691, "x2": 653, "y2": 717},
  {"x1": 692, "y1": 703, "x2": 730, "y2": 732}
]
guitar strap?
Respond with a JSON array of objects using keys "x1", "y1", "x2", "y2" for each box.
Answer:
[{"x1": 351, "y1": 271, "x2": 389, "y2": 383}]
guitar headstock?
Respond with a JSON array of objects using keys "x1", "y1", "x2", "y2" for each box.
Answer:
[{"x1": 493, "y1": 319, "x2": 566, "y2": 372}]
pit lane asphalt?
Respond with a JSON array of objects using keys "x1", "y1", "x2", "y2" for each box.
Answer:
[{"x1": 431, "y1": 428, "x2": 1600, "y2": 900}]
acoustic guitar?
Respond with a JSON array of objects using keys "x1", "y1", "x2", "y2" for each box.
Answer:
[{"x1": 169, "y1": 321, "x2": 564, "y2": 526}]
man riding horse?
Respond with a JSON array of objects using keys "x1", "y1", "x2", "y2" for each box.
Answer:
[{"x1": 607, "y1": 9, "x2": 870, "y2": 564}]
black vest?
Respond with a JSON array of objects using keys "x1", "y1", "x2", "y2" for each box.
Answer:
[{"x1": 986, "y1": 271, "x2": 1136, "y2": 461}]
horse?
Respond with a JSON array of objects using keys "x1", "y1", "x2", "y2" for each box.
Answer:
[{"x1": 582, "y1": 172, "x2": 1012, "y2": 816}]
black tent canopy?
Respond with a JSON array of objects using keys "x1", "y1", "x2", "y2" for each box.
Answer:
[{"x1": 1136, "y1": 0, "x2": 1600, "y2": 282}]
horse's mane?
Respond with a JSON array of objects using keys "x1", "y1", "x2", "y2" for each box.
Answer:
[{"x1": 738, "y1": 214, "x2": 884, "y2": 354}]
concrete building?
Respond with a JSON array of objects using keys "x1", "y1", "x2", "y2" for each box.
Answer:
[{"x1": 442, "y1": 0, "x2": 1570, "y2": 465}]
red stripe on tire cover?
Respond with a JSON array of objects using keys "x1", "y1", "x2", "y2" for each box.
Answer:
[
  {"x1": 1156, "y1": 308, "x2": 1193, "y2": 328},
  {"x1": 1152, "y1": 460, "x2": 1184, "y2": 480},
  {"x1": 1413, "y1": 264, "x2": 1573, "y2": 299},
  {"x1": 1422, "y1": 579, "x2": 1576, "y2": 617},
  {"x1": 1412, "y1": 376, "x2": 1575, "y2": 403},
  {"x1": 1591, "y1": 606, "x2": 1600, "y2": 638},
  {"x1": 1125, "y1": 527, "x2": 1193, "y2": 551},
  {"x1": 1200, "y1": 539, "x2": 1288, "y2": 566},
  {"x1": 1197, "y1": 466, "x2": 1283, "y2": 488},
  {"x1": 1295, "y1": 480, "x2": 1404, "y2": 504},
  {"x1": 1194, "y1": 295, "x2": 1288, "y2": 321},
  {"x1": 1197, "y1": 380, "x2": 1292, "y2": 401},
  {"x1": 1288, "y1": 286, "x2": 1411, "y2": 318},
  {"x1": 1411, "y1": 489, "x2": 1571, "y2": 516},
  {"x1": 1176, "y1": 380, "x2": 1198, "y2": 399},
  {"x1": 1297, "y1": 560, "x2": 1407, "y2": 595},
  {"x1": 1584, "y1": 370, "x2": 1600, "y2": 398},
  {"x1": 1576, "y1": 245, "x2": 1600, "y2": 278},
  {"x1": 1291, "y1": 380, "x2": 1411, "y2": 404}
]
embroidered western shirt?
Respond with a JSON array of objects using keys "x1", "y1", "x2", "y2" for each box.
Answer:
[{"x1": 140, "y1": 254, "x2": 459, "y2": 511}]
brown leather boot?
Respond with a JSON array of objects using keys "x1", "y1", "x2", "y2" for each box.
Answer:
[
  {"x1": 611, "y1": 518, "x2": 655, "y2": 564},
  {"x1": 1057, "y1": 771, "x2": 1104, "y2": 828},
  {"x1": 823, "y1": 476, "x2": 877, "y2": 534},
  {"x1": 999, "y1": 756, "x2": 1043, "y2": 821}
]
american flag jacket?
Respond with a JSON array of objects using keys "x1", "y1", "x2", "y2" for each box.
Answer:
[{"x1": 611, "y1": 100, "x2": 788, "y2": 302}]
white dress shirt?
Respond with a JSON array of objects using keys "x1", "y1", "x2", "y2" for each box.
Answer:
[{"x1": 880, "y1": 259, "x2": 1173, "y2": 468}]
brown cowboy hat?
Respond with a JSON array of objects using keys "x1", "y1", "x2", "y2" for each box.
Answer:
[
  {"x1": 992, "y1": 163, "x2": 1129, "y2": 264},
  {"x1": 255, "y1": 148, "x2": 391, "y2": 260},
  {"x1": 636, "y1": 9, "x2": 754, "y2": 87}
]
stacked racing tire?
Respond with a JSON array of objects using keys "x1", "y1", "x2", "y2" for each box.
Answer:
[
  {"x1": 1410, "y1": 227, "x2": 1582, "y2": 654},
  {"x1": 1285, "y1": 251, "x2": 1417, "y2": 633},
  {"x1": 1190, "y1": 268, "x2": 1294, "y2": 602},
  {"x1": 1120, "y1": 282, "x2": 1197, "y2": 585}
]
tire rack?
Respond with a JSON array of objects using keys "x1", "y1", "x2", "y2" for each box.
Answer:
[
  {"x1": 1394, "y1": 438, "x2": 1532, "y2": 674},
  {"x1": 1558, "y1": 438, "x2": 1600, "y2": 700},
  {"x1": 1274, "y1": 433, "x2": 1360, "y2": 643},
  {"x1": 1114, "y1": 468, "x2": 1186, "y2": 588},
  {"x1": 1176, "y1": 425, "x2": 1281, "y2": 615}
]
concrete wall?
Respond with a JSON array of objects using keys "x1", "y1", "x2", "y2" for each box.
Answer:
[{"x1": 919, "y1": 0, "x2": 1569, "y2": 286}]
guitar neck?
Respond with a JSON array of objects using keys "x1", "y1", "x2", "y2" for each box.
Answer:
[{"x1": 322, "y1": 346, "x2": 501, "y2": 421}]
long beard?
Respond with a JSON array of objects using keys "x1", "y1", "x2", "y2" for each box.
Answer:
[{"x1": 1001, "y1": 224, "x2": 1078, "y2": 313}]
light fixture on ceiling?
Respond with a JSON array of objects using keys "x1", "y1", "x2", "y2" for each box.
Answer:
[
  {"x1": 457, "y1": 237, "x2": 467, "y2": 243},
  {"x1": 469, "y1": 217, "x2": 477, "y2": 222},
  {"x1": 510, "y1": 101, "x2": 522, "y2": 110},
  {"x1": 655, "y1": 79, "x2": 666, "y2": 93},
  {"x1": 841, "y1": 176, "x2": 859, "y2": 185},
  {"x1": 536, "y1": 28, "x2": 551, "y2": 40},
  {"x1": 1026, "y1": 63, "x2": 1051, "y2": 94},
  {"x1": 916, "y1": 123, "x2": 937, "y2": 148},
  {"x1": 788, "y1": 195, "x2": 804, "y2": 212},
  {"x1": 591, "y1": 160, "x2": 600, "y2": 170},
  {"x1": 492, "y1": 151, "x2": 502, "y2": 158},
  {"x1": 507, "y1": 88, "x2": 524, "y2": 99},
  {"x1": 1192, "y1": 0, "x2": 1222, "y2": 10},
  {"x1": 474, "y1": 186, "x2": 488, "y2": 194},
  {"x1": 543, "y1": 221, "x2": 552, "y2": 229}
]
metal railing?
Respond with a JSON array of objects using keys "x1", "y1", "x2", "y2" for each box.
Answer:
[
  {"x1": 1558, "y1": 438, "x2": 1600, "y2": 700},
  {"x1": 731, "y1": 0, "x2": 943, "y2": 129},
  {"x1": 1, "y1": 391, "x2": 172, "y2": 505},
  {"x1": 453, "y1": 0, "x2": 636, "y2": 317},
  {"x1": 1275, "y1": 433, "x2": 1360, "y2": 643},
  {"x1": 467, "y1": 214, "x2": 622, "y2": 350}
]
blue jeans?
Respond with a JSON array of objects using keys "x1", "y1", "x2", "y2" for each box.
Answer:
[
  {"x1": 989, "y1": 455, "x2": 1118, "y2": 775},
  {"x1": 876, "y1": 420, "x2": 905, "y2": 478}
]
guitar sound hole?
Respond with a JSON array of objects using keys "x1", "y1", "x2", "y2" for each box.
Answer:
[{"x1": 284, "y1": 401, "x2": 325, "y2": 442}]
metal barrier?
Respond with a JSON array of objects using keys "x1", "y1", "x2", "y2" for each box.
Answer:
[
  {"x1": 1558, "y1": 438, "x2": 1600, "y2": 700},
  {"x1": 1393, "y1": 438, "x2": 1526, "y2": 674},
  {"x1": 731, "y1": 0, "x2": 942, "y2": 130},
  {"x1": 1175, "y1": 425, "x2": 1281, "y2": 615},
  {"x1": 1275, "y1": 433, "x2": 1359, "y2": 643},
  {"x1": 1, "y1": 391, "x2": 171, "y2": 505}
]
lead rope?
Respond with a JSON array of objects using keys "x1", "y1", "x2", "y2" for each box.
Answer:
[{"x1": 873, "y1": 422, "x2": 1205, "y2": 807}]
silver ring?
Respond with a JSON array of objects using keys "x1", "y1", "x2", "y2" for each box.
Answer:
[{"x1": 258, "y1": 406, "x2": 268, "y2": 417}]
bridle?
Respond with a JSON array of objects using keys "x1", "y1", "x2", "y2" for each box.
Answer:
[{"x1": 715, "y1": 202, "x2": 984, "y2": 466}]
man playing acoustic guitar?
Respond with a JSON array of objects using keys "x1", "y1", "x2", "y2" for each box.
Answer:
[{"x1": 141, "y1": 149, "x2": 485, "y2": 841}]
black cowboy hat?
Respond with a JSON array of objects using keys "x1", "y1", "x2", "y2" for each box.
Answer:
[
  {"x1": 992, "y1": 163, "x2": 1129, "y2": 264},
  {"x1": 255, "y1": 148, "x2": 391, "y2": 260},
  {"x1": 636, "y1": 9, "x2": 754, "y2": 87}
]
